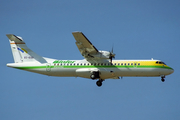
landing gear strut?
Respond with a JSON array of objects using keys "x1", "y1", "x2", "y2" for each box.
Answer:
[
  {"x1": 96, "y1": 79, "x2": 104, "y2": 87},
  {"x1": 161, "y1": 76, "x2": 165, "y2": 82}
]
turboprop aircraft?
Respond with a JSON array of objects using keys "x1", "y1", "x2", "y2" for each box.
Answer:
[{"x1": 6, "y1": 32, "x2": 174, "y2": 87}]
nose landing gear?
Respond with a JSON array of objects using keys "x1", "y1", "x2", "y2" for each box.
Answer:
[{"x1": 161, "y1": 76, "x2": 165, "y2": 82}]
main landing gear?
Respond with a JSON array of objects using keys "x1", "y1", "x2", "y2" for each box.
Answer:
[
  {"x1": 161, "y1": 76, "x2": 165, "y2": 82},
  {"x1": 90, "y1": 71, "x2": 104, "y2": 87},
  {"x1": 90, "y1": 71, "x2": 100, "y2": 80},
  {"x1": 96, "y1": 79, "x2": 104, "y2": 87}
]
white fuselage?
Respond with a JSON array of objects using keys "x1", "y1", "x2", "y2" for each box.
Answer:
[{"x1": 7, "y1": 59, "x2": 174, "y2": 80}]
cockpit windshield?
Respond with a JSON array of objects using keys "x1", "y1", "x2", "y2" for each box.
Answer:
[{"x1": 156, "y1": 61, "x2": 166, "y2": 65}]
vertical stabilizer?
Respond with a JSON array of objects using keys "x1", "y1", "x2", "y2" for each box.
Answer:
[{"x1": 6, "y1": 34, "x2": 47, "y2": 63}]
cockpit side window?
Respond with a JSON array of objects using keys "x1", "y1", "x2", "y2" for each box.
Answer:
[{"x1": 156, "y1": 61, "x2": 166, "y2": 65}]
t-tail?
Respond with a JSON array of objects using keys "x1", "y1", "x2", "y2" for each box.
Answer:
[{"x1": 6, "y1": 34, "x2": 47, "y2": 63}]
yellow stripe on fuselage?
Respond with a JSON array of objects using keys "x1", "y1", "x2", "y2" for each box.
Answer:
[{"x1": 112, "y1": 60, "x2": 168, "y2": 68}]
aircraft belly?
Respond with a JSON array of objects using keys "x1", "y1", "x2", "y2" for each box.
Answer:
[
  {"x1": 24, "y1": 68, "x2": 49, "y2": 75},
  {"x1": 49, "y1": 68, "x2": 77, "y2": 77},
  {"x1": 22, "y1": 68, "x2": 77, "y2": 77},
  {"x1": 28, "y1": 67, "x2": 171, "y2": 78},
  {"x1": 113, "y1": 68, "x2": 170, "y2": 77}
]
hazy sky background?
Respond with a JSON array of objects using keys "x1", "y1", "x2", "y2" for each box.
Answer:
[{"x1": 1, "y1": 0, "x2": 180, "y2": 120}]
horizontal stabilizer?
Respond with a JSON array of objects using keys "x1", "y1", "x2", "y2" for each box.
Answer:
[{"x1": 6, "y1": 34, "x2": 25, "y2": 44}]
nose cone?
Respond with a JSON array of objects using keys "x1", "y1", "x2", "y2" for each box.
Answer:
[
  {"x1": 166, "y1": 66, "x2": 174, "y2": 75},
  {"x1": 169, "y1": 67, "x2": 174, "y2": 74}
]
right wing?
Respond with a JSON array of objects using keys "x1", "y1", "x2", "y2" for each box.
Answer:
[{"x1": 72, "y1": 32, "x2": 98, "y2": 59}]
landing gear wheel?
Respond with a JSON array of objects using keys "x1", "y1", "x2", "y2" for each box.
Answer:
[
  {"x1": 90, "y1": 71, "x2": 100, "y2": 80},
  {"x1": 90, "y1": 74, "x2": 96, "y2": 80},
  {"x1": 161, "y1": 78, "x2": 165, "y2": 82},
  {"x1": 161, "y1": 76, "x2": 165, "y2": 82},
  {"x1": 96, "y1": 81, "x2": 102, "y2": 87}
]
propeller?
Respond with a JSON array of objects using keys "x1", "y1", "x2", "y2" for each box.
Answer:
[{"x1": 109, "y1": 46, "x2": 115, "y2": 63}]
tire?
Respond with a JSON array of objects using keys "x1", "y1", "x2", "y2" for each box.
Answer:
[
  {"x1": 96, "y1": 81, "x2": 102, "y2": 87},
  {"x1": 90, "y1": 74, "x2": 96, "y2": 80}
]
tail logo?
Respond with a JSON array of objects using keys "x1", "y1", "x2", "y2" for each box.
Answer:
[{"x1": 17, "y1": 47, "x2": 28, "y2": 53}]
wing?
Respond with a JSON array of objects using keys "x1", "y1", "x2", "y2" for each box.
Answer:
[{"x1": 72, "y1": 32, "x2": 98, "y2": 59}]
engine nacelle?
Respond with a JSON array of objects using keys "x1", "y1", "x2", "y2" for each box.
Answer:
[{"x1": 92, "y1": 51, "x2": 114, "y2": 59}]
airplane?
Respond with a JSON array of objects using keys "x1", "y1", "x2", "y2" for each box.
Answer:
[{"x1": 6, "y1": 32, "x2": 174, "y2": 87}]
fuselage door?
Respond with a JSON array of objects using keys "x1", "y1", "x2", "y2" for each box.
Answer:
[{"x1": 46, "y1": 63, "x2": 51, "y2": 72}]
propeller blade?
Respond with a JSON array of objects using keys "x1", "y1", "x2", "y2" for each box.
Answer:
[
  {"x1": 109, "y1": 45, "x2": 115, "y2": 64},
  {"x1": 110, "y1": 56, "x2": 112, "y2": 64},
  {"x1": 112, "y1": 44, "x2": 114, "y2": 53}
]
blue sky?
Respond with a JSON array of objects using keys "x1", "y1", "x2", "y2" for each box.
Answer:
[{"x1": 0, "y1": 0, "x2": 180, "y2": 120}]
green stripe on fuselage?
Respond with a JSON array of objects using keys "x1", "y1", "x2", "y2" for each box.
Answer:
[{"x1": 13, "y1": 65, "x2": 172, "y2": 70}]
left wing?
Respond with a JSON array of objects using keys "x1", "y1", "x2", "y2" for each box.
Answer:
[
  {"x1": 72, "y1": 32, "x2": 115, "y2": 61},
  {"x1": 72, "y1": 32, "x2": 98, "y2": 59}
]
